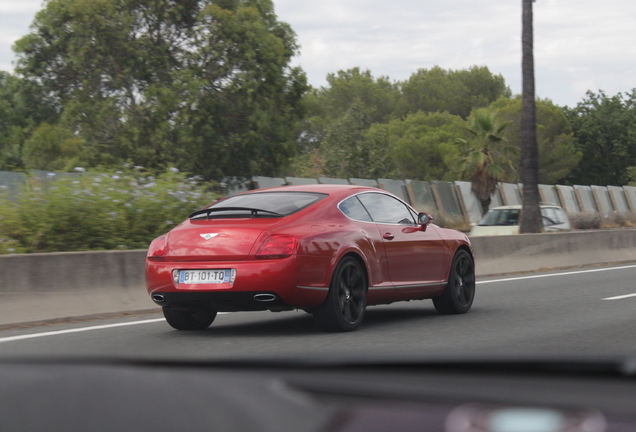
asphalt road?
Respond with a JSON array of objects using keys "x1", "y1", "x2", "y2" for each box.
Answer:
[{"x1": 1, "y1": 264, "x2": 635, "y2": 360}]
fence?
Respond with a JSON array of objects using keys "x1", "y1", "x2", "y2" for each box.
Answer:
[
  {"x1": 224, "y1": 176, "x2": 636, "y2": 224},
  {"x1": 2, "y1": 171, "x2": 634, "y2": 225}
]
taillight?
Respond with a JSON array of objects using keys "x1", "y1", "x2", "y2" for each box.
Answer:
[
  {"x1": 255, "y1": 235, "x2": 296, "y2": 259},
  {"x1": 147, "y1": 235, "x2": 167, "y2": 261}
]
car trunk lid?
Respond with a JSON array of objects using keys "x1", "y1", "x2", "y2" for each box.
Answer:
[{"x1": 166, "y1": 219, "x2": 281, "y2": 262}]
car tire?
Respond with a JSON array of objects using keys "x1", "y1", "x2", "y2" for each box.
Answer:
[
  {"x1": 433, "y1": 249, "x2": 475, "y2": 314},
  {"x1": 314, "y1": 257, "x2": 368, "y2": 332},
  {"x1": 162, "y1": 307, "x2": 217, "y2": 330}
]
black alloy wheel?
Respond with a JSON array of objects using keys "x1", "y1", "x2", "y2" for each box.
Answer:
[
  {"x1": 314, "y1": 257, "x2": 368, "y2": 332},
  {"x1": 433, "y1": 249, "x2": 475, "y2": 314},
  {"x1": 162, "y1": 307, "x2": 218, "y2": 330}
]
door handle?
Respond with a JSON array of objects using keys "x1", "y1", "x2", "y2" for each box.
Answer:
[{"x1": 383, "y1": 233, "x2": 395, "y2": 240}]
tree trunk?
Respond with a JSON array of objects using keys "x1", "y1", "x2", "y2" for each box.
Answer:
[
  {"x1": 479, "y1": 197, "x2": 492, "y2": 217},
  {"x1": 471, "y1": 170, "x2": 497, "y2": 216},
  {"x1": 519, "y1": 0, "x2": 542, "y2": 233}
]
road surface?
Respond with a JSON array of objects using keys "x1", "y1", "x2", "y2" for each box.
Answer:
[{"x1": 1, "y1": 264, "x2": 635, "y2": 360}]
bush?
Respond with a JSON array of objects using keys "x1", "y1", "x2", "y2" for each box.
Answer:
[
  {"x1": 0, "y1": 168, "x2": 218, "y2": 254},
  {"x1": 421, "y1": 210, "x2": 470, "y2": 232},
  {"x1": 603, "y1": 212, "x2": 626, "y2": 228},
  {"x1": 568, "y1": 212, "x2": 602, "y2": 230},
  {"x1": 568, "y1": 211, "x2": 636, "y2": 230}
]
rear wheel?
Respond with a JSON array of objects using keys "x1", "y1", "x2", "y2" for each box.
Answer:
[
  {"x1": 314, "y1": 257, "x2": 367, "y2": 332},
  {"x1": 162, "y1": 307, "x2": 217, "y2": 330},
  {"x1": 433, "y1": 249, "x2": 475, "y2": 314}
]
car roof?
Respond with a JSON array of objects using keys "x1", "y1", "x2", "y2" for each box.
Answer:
[
  {"x1": 235, "y1": 184, "x2": 383, "y2": 196},
  {"x1": 489, "y1": 203, "x2": 562, "y2": 211}
]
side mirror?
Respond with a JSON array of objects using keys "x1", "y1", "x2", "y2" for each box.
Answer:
[{"x1": 418, "y1": 212, "x2": 433, "y2": 231}]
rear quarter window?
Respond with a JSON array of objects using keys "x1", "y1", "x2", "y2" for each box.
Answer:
[{"x1": 339, "y1": 196, "x2": 373, "y2": 222}]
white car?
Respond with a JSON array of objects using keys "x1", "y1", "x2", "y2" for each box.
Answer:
[{"x1": 469, "y1": 204, "x2": 571, "y2": 237}]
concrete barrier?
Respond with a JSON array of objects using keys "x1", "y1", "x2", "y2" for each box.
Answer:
[
  {"x1": 0, "y1": 250, "x2": 150, "y2": 326},
  {"x1": 2, "y1": 229, "x2": 636, "y2": 326},
  {"x1": 472, "y1": 229, "x2": 636, "y2": 275}
]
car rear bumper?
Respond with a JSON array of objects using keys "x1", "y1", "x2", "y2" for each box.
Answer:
[
  {"x1": 145, "y1": 255, "x2": 329, "y2": 310},
  {"x1": 149, "y1": 290, "x2": 293, "y2": 312}
]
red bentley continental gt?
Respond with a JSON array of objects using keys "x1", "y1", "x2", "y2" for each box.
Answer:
[{"x1": 146, "y1": 184, "x2": 475, "y2": 332}]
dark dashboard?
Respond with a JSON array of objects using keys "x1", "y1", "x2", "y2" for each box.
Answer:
[{"x1": 2, "y1": 357, "x2": 636, "y2": 432}]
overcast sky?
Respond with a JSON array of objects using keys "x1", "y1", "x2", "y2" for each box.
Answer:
[{"x1": 1, "y1": 0, "x2": 635, "y2": 108}]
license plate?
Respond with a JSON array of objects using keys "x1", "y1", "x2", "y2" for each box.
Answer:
[{"x1": 179, "y1": 270, "x2": 231, "y2": 284}]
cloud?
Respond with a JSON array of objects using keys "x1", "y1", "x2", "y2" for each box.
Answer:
[
  {"x1": 0, "y1": 0, "x2": 42, "y2": 71},
  {"x1": 0, "y1": 0, "x2": 42, "y2": 13},
  {"x1": 1, "y1": 0, "x2": 634, "y2": 107},
  {"x1": 276, "y1": 0, "x2": 636, "y2": 106},
  {"x1": 278, "y1": 1, "x2": 521, "y2": 85}
]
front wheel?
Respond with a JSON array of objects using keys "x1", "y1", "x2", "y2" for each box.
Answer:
[
  {"x1": 162, "y1": 307, "x2": 217, "y2": 330},
  {"x1": 314, "y1": 257, "x2": 367, "y2": 332},
  {"x1": 433, "y1": 249, "x2": 475, "y2": 314}
]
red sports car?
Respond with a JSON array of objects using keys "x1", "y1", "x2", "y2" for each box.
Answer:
[{"x1": 146, "y1": 184, "x2": 475, "y2": 332}]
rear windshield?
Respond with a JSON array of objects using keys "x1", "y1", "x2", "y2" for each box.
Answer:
[
  {"x1": 478, "y1": 209, "x2": 520, "y2": 226},
  {"x1": 192, "y1": 192, "x2": 327, "y2": 219}
]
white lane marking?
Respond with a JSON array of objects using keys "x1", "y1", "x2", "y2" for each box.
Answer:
[
  {"x1": 0, "y1": 318, "x2": 165, "y2": 344},
  {"x1": 0, "y1": 312, "x2": 231, "y2": 344},
  {"x1": 3, "y1": 265, "x2": 635, "y2": 344},
  {"x1": 602, "y1": 293, "x2": 636, "y2": 301},
  {"x1": 476, "y1": 264, "x2": 636, "y2": 285}
]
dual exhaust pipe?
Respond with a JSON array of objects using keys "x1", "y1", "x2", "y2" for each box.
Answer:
[
  {"x1": 152, "y1": 293, "x2": 277, "y2": 303},
  {"x1": 253, "y1": 293, "x2": 277, "y2": 302}
]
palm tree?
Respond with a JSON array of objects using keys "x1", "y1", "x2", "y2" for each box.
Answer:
[
  {"x1": 457, "y1": 108, "x2": 517, "y2": 215},
  {"x1": 520, "y1": 0, "x2": 543, "y2": 232}
]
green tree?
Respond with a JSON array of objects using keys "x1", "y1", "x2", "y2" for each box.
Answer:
[
  {"x1": 314, "y1": 68, "x2": 402, "y2": 124},
  {"x1": 0, "y1": 72, "x2": 58, "y2": 170},
  {"x1": 457, "y1": 108, "x2": 516, "y2": 215},
  {"x1": 367, "y1": 111, "x2": 464, "y2": 181},
  {"x1": 564, "y1": 90, "x2": 636, "y2": 186},
  {"x1": 14, "y1": 0, "x2": 307, "y2": 179},
  {"x1": 401, "y1": 65, "x2": 511, "y2": 119},
  {"x1": 291, "y1": 68, "x2": 401, "y2": 178},
  {"x1": 296, "y1": 69, "x2": 400, "y2": 151},
  {"x1": 22, "y1": 123, "x2": 87, "y2": 171},
  {"x1": 320, "y1": 101, "x2": 396, "y2": 179},
  {"x1": 490, "y1": 96, "x2": 581, "y2": 184},
  {"x1": 292, "y1": 65, "x2": 511, "y2": 179}
]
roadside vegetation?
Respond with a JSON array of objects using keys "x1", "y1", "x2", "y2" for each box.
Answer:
[
  {"x1": 568, "y1": 212, "x2": 636, "y2": 231},
  {"x1": 0, "y1": 168, "x2": 217, "y2": 254}
]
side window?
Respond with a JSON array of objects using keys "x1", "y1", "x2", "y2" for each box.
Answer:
[
  {"x1": 357, "y1": 193, "x2": 416, "y2": 225},
  {"x1": 541, "y1": 208, "x2": 558, "y2": 226},
  {"x1": 339, "y1": 196, "x2": 373, "y2": 222},
  {"x1": 503, "y1": 210, "x2": 520, "y2": 225}
]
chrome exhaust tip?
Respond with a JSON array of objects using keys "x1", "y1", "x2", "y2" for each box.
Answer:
[
  {"x1": 152, "y1": 294, "x2": 165, "y2": 303},
  {"x1": 254, "y1": 293, "x2": 277, "y2": 302}
]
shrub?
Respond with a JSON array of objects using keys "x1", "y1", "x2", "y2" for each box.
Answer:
[
  {"x1": 568, "y1": 211, "x2": 636, "y2": 230},
  {"x1": 603, "y1": 212, "x2": 626, "y2": 228},
  {"x1": 423, "y1": 210, "x2": 470, "y2": 232},
  {"x1": 0, "y1": 168, "x2": 218, "y2": 254},
  {"x1": 568, "y1": 212, "x2": 602, "y2": 230}
]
